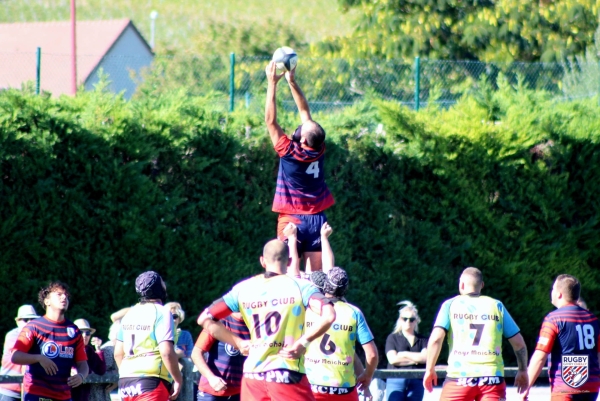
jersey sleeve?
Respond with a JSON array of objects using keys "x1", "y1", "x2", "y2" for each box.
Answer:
[
  {"x1": 195, "y1": 330, "x2": 216, "y2": 352},
  {"x1": 12, "y1": 326, "x2": 35, "y2": 353},
  {"x1": 535, "y1": 316, "x2": 558, "y2": 354},
  {"x1": 274, "y1": 135, "x2": 292, "y2": 157},
  {"x1": 354, "y1": 308, "x2": 375, "y2": 345},
  {"x1": 300, "y1": 279, "x2": 320, "y2": 307},
  {"x1": 433, "y1": 299, "x2": 453, "y2": 330},
  {"x1": 155, "y1": 305, "x2": 175, "y2": 344},
  {"x1": 501, "y1": 304, "x2": 520, "y2": 338},
  {"x1": 222, "y1": 283, "x2": 243, "y2": 313}
]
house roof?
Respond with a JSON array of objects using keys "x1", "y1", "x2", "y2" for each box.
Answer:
[{"x1": 0, "y1": 19, "x2": 151, "y2": 95}]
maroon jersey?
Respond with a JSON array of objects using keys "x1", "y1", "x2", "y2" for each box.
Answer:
[
  {"x1": 13, "y1": 316, "x2": 87, "y2": 400},
  {"x1": 272, "y1": 135, "x2": 334, "y2": 214}
]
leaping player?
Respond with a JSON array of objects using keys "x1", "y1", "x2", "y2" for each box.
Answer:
[{"x1": 265, "y1": 60, "x2": 335, "y2": 274}]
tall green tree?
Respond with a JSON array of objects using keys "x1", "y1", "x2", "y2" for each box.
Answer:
[{"x1": 326, "y1": 0, "x2": 598, "y2": 62}]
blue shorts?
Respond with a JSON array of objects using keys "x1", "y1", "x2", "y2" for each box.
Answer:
[{"x1": 277, "y1": 212, "x2": 327, "y2": 254}]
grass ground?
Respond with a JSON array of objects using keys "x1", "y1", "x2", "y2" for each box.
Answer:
[{"x1": 0, "y1": 0, "x2": 357, "y2": 53}]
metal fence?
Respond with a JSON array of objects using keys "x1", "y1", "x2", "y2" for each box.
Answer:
[{"x1": 1, "y1": 49, "x2": 599, "y2": 111}]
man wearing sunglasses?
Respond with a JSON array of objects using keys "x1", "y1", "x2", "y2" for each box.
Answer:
[
  {"x1": 0, "y1": 305, "x2": 40, "y2": 401},
  {"x1": 265, "y1": 60, "x2": 335, "y2": 275},
  {"x1": 423, "y1": 267, "x2": 529, "y2": 401}
]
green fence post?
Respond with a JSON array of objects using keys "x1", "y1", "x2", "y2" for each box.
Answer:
[
  {"x1": 36, "y1": 47, "x2": 41, "y2": 95},
  {"x1": 229, "y1": 52, "x2": 235, "y2": 112},
  {"x1": 414, "y1": 56, "x2": 420, "y2": 111}
]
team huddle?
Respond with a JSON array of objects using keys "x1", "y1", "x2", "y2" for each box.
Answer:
[{"x1": 6, "y1": 62, "x2": 600, "y2": 401}]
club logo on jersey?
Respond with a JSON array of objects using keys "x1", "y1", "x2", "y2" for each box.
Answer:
[
  {"x1": 224, "y1": 343, "x2": 240, "y2": 357},
  {"x1": 67, "y1": 327, "x2": 76, "y2": 338},
  {"x1": 42, "y1": 341, "x2": 74, "y2": 359},
  {"x1": 562, "y1": 355, "x2": 589, "y2": 388}
]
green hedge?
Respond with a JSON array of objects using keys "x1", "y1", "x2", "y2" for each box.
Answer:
[{"x1": 1, "y1": 83, "x2": 599, "y2": 366}]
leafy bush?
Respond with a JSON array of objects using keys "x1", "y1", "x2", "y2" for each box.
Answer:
[{"x1": 1, "y1": 83, "x2": 600, "y2": 367}]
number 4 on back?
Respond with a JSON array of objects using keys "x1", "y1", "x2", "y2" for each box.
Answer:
[{"x1": 306, "y1": 162, "x2": 319, "y2": 178}]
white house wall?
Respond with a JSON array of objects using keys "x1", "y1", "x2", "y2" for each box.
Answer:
[{"x1": 84, "y1": 25, "x2": 153, "y2": 99}]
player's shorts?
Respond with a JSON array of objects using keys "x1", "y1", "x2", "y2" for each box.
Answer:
[
  {"x1": 312, "y1": 386, "x2": 358, "y2": 401},
  {"x1": 440, "y1": 377, "x2": 506, "y2": 401},
  {"x1": 119, "y1": 377, "x2": 172, "y2": 401},
  {"x1": 277, "y1": 212, "x2": 327, "y2": 254},
  {"x1": 24, "y1": 395, "x2": 70, "y2": 401},
  {"x1": 241, "y1": 371, "x2": 315, "y2": 401},
  {"x1": 550, "y1": 393, "x2": 599, "y2": 401},
  {"x1": 197, "y1": 390, "x2": 240, "y2": 401}
]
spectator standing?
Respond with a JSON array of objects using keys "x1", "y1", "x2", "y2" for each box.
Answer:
[
  {"x1": 197, "y1": 239, "x2": 336, "y2": 401},
  {"x1": 524, "y1": 274, "x2": 600, "y2": 400},
  {"x1": 114, "y1": 271, "x2": 183, "y2": 401},
  {"x1": 191, "y1": 312, "x2": 250, "y2": 401},
  {"x1": 89, "y1": 322, "x2": 120, "y2": 401},
  {"x1": 265, "y1": 60, "x2": 335, "y2": 273},
  {"x1": 0, "y1": 305, "x2": 40, "y2": 401},
  {"x1": 164, "y1": 302, "x2": 194, "y2": 358},
  {"x1": 385, "y1": 301, "x2": 427, "y2": 401},
  {"x1": 71, "y1": 319, "x2": 106, "y2": 401},
  {"x1": 423, "y1": 267, "x2": 529, "y2": 400},
  {"x1": 11, "y1": 281, "x2": 89, "y2": 401}
]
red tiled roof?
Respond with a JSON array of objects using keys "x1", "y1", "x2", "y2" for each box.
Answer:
[{"x1": 0, "y1": 19, "x2": 143, "y2": 95}]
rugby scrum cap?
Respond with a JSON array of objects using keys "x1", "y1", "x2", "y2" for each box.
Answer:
[
  {"x1": 310, "y1": 271, "x2": 327, "y2": 292},
  {"x1": 323, "y1": 267, "x2": 349, "y2": 297},
  {"x1": 135, "y1": 271, "x2": 166, "y2": 301}
]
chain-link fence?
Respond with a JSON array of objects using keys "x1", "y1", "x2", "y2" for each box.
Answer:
[{"x1": 1, "y1": 51, "x2": 599, "y2": 111}]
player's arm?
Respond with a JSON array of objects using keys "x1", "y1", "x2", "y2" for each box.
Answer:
[
  {"x1": 191, "y1": 337, "x2": 227, "y2": 392},
  {"x1": 285, "y1": 68, "x2": 312, "y2": 123},
  {"x1": 508, "y1": 333, "x2": 528, "y2": 394},
  {"x1": 423, "y1": 327, "x2": 446, "y2": 393},
  {"x1": 11, "y1": 328, "x2": 58, "y2": 375},
  {"x1": 159, "y1": 341, "x2": 183, "y2": 400},
  {"x1": 114, "y1": 340, "x2": 124, "y2": 368},
  {"x1": 283, "y1": 223, "x2": 300, "y2": 277},
  {"x1": 526, "y1": 350, "x2": 548, "y2": 390},
  {"x1": 356, "y1": 340, "x2": 378, "y2": 391},
  {"x1": 197, "y1": 300, "x2": 247, "y2": 353},
  {"x1": 265, "y1": 61, "x2": 286, "y2": 146},
  {"x1": 110, "y1": 307, "x2": 131, "y2": 323},
  {"x1": 67, "y1": 360, "x2": 89, "y2": 388},
  {"x1": 320, "y1": 223, "x2": 334, "y2": 273}
]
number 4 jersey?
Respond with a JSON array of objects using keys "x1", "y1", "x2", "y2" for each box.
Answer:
[
  {"x1": 272, "y1": 133, "x2": 334, "y2": 215},
  {"x1": 535, "y1": 305, "x2": 600, "y2": 394},
  {"x1": 433, "y1": 294, "x2": 520, "y2": 378}
]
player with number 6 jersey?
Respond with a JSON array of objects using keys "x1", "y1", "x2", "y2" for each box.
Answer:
[
  {"x1": 197, "y1": 239, "x2": 336, "y2": 401},
  {"x1": 265, "y1": 60, "x2": 334, "y2": 273},
  {"x1": 423, "y1": 267, "x2": 529, "y2": 401},
  {"x1": 525, "y1": 274, "x2": 600, "y2": 401}
]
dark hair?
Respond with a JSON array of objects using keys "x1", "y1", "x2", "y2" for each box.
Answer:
[
  {"x1": 305, "y1": 123, "x2": 326, "y2": 149},
  {"x1": 38, "y1": 281, "x2": 70, "y2": 310},
  {"x1": 556, "y1": 274, "x2": 580, "y2": 302}
]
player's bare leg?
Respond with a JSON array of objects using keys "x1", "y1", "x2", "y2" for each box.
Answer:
[{"x1": 304, "y1": 252, "x2": 322, "y2": 273}]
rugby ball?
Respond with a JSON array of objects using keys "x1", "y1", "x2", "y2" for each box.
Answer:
[{"x1": 272, "y1": 46, "x2": 298, "y2": 72}]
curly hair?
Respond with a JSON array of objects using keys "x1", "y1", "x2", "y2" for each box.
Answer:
[{"x1": 38, "y1": 281, "x2": 70, "y2": 310}]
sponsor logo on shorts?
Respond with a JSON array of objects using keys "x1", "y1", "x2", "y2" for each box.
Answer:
[
  {"x1": 119, "y1": 383, "x2": 143, "y2": 397},
  {"x1": 456, "y1": 377, "x2": 503, "y2": 387},
  {"x1": 244, "y1": 370, "x2": 303, "y2": 384},
  {"x1": 562, "y1": 355, "x2": 589, "y2": 388},
  {"x1": 311, "y1": 385, "x2": 353, "y2": 394}
]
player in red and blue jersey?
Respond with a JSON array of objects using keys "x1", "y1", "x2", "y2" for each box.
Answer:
[
  {"x1": 11, "y1": 281, "x2": 89, "y2": 401},
  {"x1": 265, "y1": 60, "x2": 335, "y2": 273},
  {"x1": 525, "y1": 274, "x2": 600, "y2": 401},
  {"x1": 191, "y1": 313, "x2": 250, "y2": 401}
]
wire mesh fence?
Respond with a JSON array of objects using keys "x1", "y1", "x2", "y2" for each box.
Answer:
[{"x1": 1, "y1": 50, "x2": 598, "y2": 111}]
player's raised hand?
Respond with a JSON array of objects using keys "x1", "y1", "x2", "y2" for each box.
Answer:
[
  {"x1": 320, "y1": 222, "x2": 333, "y2": 238},
  {"x1": 283, "y1": 222, "x2": 297, "y2": 239},
  {"x1": 423, "y1": 369, "x2": 437, "y2": 393},
  {"x1": 265, "y1": 61, "x2": 284, "y2": 85},
  {"x1": 285, "y1": 67, "x2": 296, "y2": 83}
]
